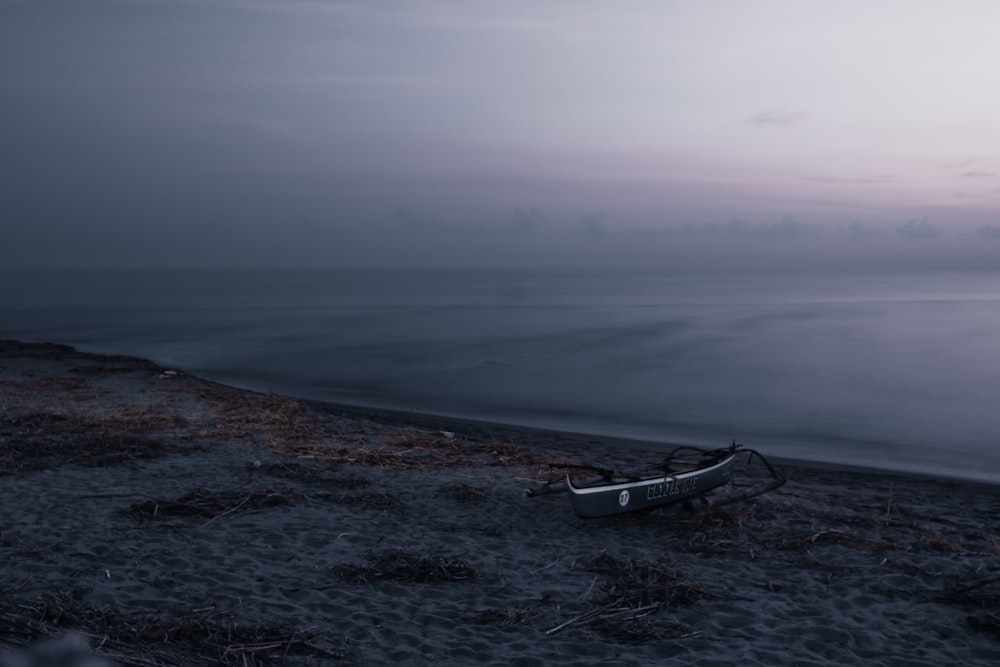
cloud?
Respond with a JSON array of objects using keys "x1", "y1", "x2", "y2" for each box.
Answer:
[
  {"x1": 977, "y1": 225, "x2": 1000, "y2": 240},
  {"x1": 896, "y1": 218, "x2": 942, "y2": 240},
  {"x1": 577, "y1": 210, "x2": 608, "y2": 239},
  {"x1": 943, "y1": 157, "x2": 982, "y2": 168},
  {"x1": 387, "y1": 207, "x2": 428, "y2": 231},
  {"x1": 847, "y1": 221, "x2": 889, "y2": 240},
  {"x1": 507, "y1": 208, "x2": 545, "y2": 234},
  {"x1": 676, "y1": 216, "x2": 823, "y2": 241},
  {"x1": 750, "y1": 107, "x2": 811, "y2": 128},
  {"x1": 962, "y1": 170, "x2": 995, "y2": 178},
  {"x1": 942, "y1": 157, "x2": 1000, "y2": 169},
  {"x1": 805, "y1": 175, "x2": 894, "y2": 185}
]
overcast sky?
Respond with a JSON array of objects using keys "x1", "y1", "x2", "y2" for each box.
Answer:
[{"x1": 2, "y1": 0, "x2": 1000, "y2": 268}]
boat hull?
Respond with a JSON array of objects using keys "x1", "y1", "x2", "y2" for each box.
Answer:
[{"x1": 566, "y1": 453, "x2": 736, "y2": 518}]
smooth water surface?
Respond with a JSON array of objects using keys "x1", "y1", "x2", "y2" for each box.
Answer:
[{"x1": 3, "y1": 267, "x2": 998, "y2": 481}]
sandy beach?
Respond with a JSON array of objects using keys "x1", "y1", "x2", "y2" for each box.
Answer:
[{"x1": 2, "y1": 339, "x2": 999, "y2": 666}]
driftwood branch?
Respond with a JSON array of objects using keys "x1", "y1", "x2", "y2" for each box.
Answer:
[{"x1": 683, "y1": 475, "x2": 786, "y2": 512}]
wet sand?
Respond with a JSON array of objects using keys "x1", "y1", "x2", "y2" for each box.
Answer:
[{"x1": 1, "y1": 340, "x2": 999, "y2": 666}]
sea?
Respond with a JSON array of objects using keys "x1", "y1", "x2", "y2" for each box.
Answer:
[{"x1": 2, "y1": 267, "x2": 998, "y2": 482}]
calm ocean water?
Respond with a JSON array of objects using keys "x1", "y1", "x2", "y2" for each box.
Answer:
[{"x1": 2, "y1": 267, "x2": 998, "y2": 482}]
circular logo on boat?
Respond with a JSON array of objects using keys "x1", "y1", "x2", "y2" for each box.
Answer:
[{"x1": 618, "y1": 490, "x2": 630, "y2": 507}]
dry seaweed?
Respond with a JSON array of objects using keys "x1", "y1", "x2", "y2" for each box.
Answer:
[
  {"x1": 939, "y1": 575, "x2": 1000, "y2": 641},
  {"x1": 179, "y1": 383, "x2": 326, "y2": 447},
  {"x1": 249, "y1": 460, "x2": 339, "y2": 483},
  {"x1": 968, "y1": 613, "x2": 1000, "y2": 639},
  {"x1": 88, "y1": 403, "x2": 191, "y2": 432},
  {"x1": 545, "y1": 554, "x2": 708, "y2": 639},
  {"x1": 2, "y1": 360, "x2": 581, "y2": 480},
  {"x1": 432, "y1": 522, "x2": 505, "y2": 538},
  {"x1": 0, "y1": 413, "x2": 184, "y2": 474},
  {"x1": 0, "y1": 592, "x2": 335, "y2": 666},
  {"x1": 24, "y1": 376, "x2": 87, "y2": 392},
  {"x1": 767, "y1": 528, "x2": 897, "y2": 552},
  {"x1": 588, "y1": 616, "x2": 694, "y2": 643},
  {"x1": 436, "y1": 483, "x2": 487, "y2": 503},
  {"x1": 465, "y1": 607, "x2": 539, "y2": 627},
  {"x1": 942, "y1": 575, "x2": 1000, "y2": 608},
  {"x1": 330, "y1": 491, "x2": 402, "y2": 511},
  {"x1": 274, "y1": 435, "x2": 576, "y2": 472},
  {"x1": 125, "y1": 488, "x2": 399, "y2": 521},
  {"x1": 331, "y1": 549, "x2": 477, "y2": 584},
  {"x1": 583, "y1": 553, "x2": 709, "y2": 609},
  {"x1": 324, "y1": 475, "x2": 373, "y2": 490},
  {"x1": 127, "y1": 490, "x2": 301, "y2": 520}
]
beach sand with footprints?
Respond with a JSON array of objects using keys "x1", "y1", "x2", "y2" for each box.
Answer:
[{"x1": 2, "y1": 340, "x2": 999, "y2": 665}]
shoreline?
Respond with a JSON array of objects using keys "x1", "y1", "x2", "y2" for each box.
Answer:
[
  {"x1": 12, "y1": 327, "x2": 996, "y2": 486},
  {"x1": 300, "y1": 397, "x2": 1000, "y2": 490},
  {"x1": 2, "y1": 339, "x2": 999, "y2": 665},
  {"x1": 50, "y1": 336, "x2": 994, "y2": 489}
]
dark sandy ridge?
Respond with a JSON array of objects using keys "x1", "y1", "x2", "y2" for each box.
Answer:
[{"x1": 1, "y1": 340, "x2": 999, "y2": 666}]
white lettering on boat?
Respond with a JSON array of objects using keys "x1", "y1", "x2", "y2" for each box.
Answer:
[
  {"x1": 618, "y1": 490, "x2": 630, "y2": 507},
  {"x1": 646, "y1": 476, "x2": 697, "y2": 501}
]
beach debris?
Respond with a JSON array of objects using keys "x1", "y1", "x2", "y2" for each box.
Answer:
[
  {"x1": 944, "y1": 575, "x2": 1000, "y2": 608},
  {"x1": 127, "y1": 489, "x2": 299, "y2": 520},
  {"x1": 273, "y1": 434, "x2": 571, "y2": 471},
  {"x1": 465, "y1": 607, "x2": 539, "y2": 628},
  {"x1": 588, "y1": 616, "x2": 697, "y2": 643},
  {"x1": 436, "y1": 483, "x2": 487, "y2": 503},
  {"x1": 681, "y1": 473, "x2": 787, "y2": 513},
  {"x1": 770, "y1": 528, "x2": 896, "y2": 552},
  {"x1": 249, "y1": 459, "x2": 368, "y2": 486},
  {"x1": 330, "y1": 490, "x2": 401, "y2": 510},
  {"x1": 583, "y1": 553, "x2": 709, "y2": 609},
  {"x1": 125, "y1": 487, "x2": 400, "y2": 522},
  {"x1": 968, "y1": 612, "x2": 1000, "y2": 638},
  {"x1": 0, "y1": 412, "x2": 185, "y2": 475},
  {"x1": 934, "y1": 575, "x2": 1000, "y2": 641},
  {"x1": 124, "y1": 486, "x2": 403, "y2": 528},
  {"x1": 0, "y1": 593, "x2": 333, "y2": 666},
  {"x1": 2, "y1": 359, "x2": 574, "y2": 479},
  {"x1": 545, "y1": 553, "x2": 708, "y2": 639},
  {"x1": 331, "y1": 549, "x2": 477, "y2": 584}
]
